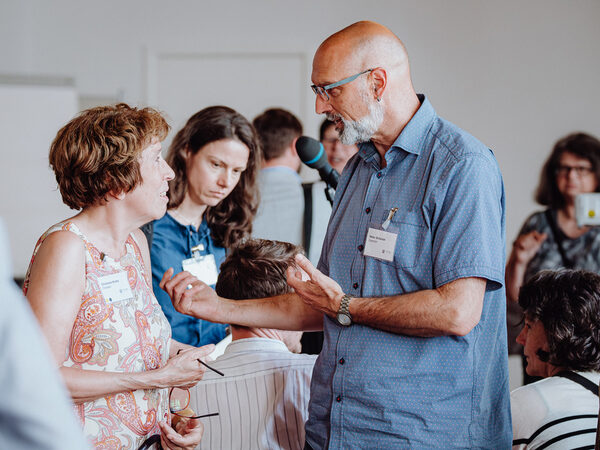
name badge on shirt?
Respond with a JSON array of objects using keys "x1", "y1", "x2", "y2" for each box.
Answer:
[
  {"x1": 363, "y1": 227, "x2": 398, "y2": 262},
  {"x1": 99, "y1": 271, "x2": 135, "y2": 304},
  {"x1": 182, "y1": 254, "x2": 219, "y2": 286}
]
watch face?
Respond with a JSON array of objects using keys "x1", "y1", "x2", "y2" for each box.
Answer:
[{"x1": 336, "y1": 313, "x2": 351, "y2": 326}]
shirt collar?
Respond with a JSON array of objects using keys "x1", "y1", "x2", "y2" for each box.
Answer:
[
  {"x1": 358, "y1": 94, "x2": 436, "y2": 161},
  {"x1": 224, "y1": 337, "x2": 290, "y2": 355},
  {"x1": 166, "y1": 211, "x2": 210, "y2": 236}
]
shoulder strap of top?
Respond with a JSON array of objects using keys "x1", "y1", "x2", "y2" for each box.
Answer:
[
  {"x1": 544, "y1": 209, "x2": 574, "y2": 268},
  {"x1": 302, "y1": 183, "x2": 313, "y2": 256},
  {"x1": 126, "y1": 229, "x2": 152, "y2": 285},
  {"x1": 556, "y1": 370, "x2": 599, "y2": 396}
]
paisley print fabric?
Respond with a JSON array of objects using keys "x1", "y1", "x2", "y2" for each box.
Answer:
[{"x1": 23, "y1": 222, "x2": 171, "y2": 449}]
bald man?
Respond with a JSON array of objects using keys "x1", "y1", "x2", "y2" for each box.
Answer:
[{"x1": 163, "y1": 21, "x2": 511, "y2": 448}]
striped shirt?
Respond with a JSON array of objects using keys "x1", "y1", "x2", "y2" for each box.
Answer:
[
  {"x1": 190, "y1": 338, "x2": 317, "y2": 450},
  {"x1": 511, "y1": 372, "x2": 600, "y2": 449}
]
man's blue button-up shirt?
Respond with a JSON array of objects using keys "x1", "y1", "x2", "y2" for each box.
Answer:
[{"x1": 305, "y1": 95, "x2": 511, "y2": 449}]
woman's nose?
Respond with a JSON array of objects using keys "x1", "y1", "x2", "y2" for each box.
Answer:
[
  {"x1": 516, "y1": 327, "x2": 526, "y2": 345},
  {"x1": 217, "y1": 171, "x2": 233, "y2": 188}
]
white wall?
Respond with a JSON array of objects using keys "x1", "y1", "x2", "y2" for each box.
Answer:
[
  {"x1": 0, "y1": 81, "x2": 78, "y2": 278},
  {"x1": 1, "y1": 0, "x2": 599, "y2": 276}
]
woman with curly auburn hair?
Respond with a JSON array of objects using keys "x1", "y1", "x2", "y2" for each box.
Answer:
[
  {"x1": 148, "y1": 105, "x2": 260, "y2": 347},
  {"x1": 23, "y1": 103, "x2": 212, "y2": 449},
  {"x1": 511, "y1": 269, "x2": 600, "y2": 449}
]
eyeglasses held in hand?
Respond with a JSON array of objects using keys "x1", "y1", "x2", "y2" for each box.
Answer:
[{"x1": 169, "y1": 387, "x2": 219, "y2": 420}]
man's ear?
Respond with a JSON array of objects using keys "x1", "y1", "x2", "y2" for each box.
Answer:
[
  {"x1": 290, "y1": 137, "x2": 300, "y2": 157},
  {"x1": 371, "y1": 67, "x2": 387, "y2": 101}
]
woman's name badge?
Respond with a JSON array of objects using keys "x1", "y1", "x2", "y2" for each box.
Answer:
[
  {"x1": 182, "y1": 254, "x2": 219, "y2": 286},
  {"x1": 99, "y1": 271, "x2": 135, "y2": 304},
  {"x1": 363, "y1": 227, "x2": 397, "y2": 262}
]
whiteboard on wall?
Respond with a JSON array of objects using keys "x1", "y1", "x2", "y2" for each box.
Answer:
[{"x1": 0, "y1": 81, "x2": 78, "y2": 278}]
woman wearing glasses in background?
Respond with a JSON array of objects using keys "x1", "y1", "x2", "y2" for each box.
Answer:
[
  {"x1": 506, "y1": 132, "x2": 600, "y2": 381},
  {"x1": 24, "y1": 104, "x2": 211, "y2": 449},
  {"x1": 146, "y1": 106, "x2": 260, "y2": 347}
]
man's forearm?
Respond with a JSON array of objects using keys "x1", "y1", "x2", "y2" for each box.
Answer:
[{"x1": 347, "y1": 277, "x2": 486, "y2": 337}]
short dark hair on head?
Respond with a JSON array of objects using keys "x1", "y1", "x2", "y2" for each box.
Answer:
[
  {"x1": 166, "y1": 106, "x2": 261, "y2": 248},
  {"x1": 319, "y1": 118, "x2": 336, "y2": 141},
  {"x1": 518, "y1": 269, "x2": 600, "y2": 371},
  {"x1": 252, "y1": 108, "x2": 302, "y2": 161},
  {"x1": 535, "y1": 132, "x2": 600, "y2": 209},
  {"x1": 215, "y1": 239, "x2": 301, "y2": 300},
  {"x1": 49, "y1": 103, "x2": 169, "y2": 210}
]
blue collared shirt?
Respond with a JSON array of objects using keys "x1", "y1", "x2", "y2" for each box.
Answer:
[
  {"x1": 306, "y1": 95, "x2": 511, "y2": 448},
  {"x1": 150, "y1": 213, "x2": 228, "y2": 347}
]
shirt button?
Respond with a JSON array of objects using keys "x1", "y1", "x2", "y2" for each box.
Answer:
[
  {"x1": 339, "y1": 358, "x2": 345, "y2": 365},
  {"x1": 376, "y1": 172, "x2": 382, "y2": 178},
  {"x1": 357, "y1": 244, "x2": 364, "y2": 252},
  {"x1": 352, "y1": 282, "x2": 359, "y2": 289},
  {"x1": 365, "y1": 207, "x2": 371, "y2": 214},
  {"x1": 336, "y1": 395, "x2": 342, "y2": 402}
]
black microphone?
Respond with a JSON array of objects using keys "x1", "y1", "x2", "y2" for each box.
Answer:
[{"x1": 295, "y1": 136, "x2": 339, "y2": 189}]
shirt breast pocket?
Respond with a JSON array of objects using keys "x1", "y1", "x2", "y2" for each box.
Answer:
[{"x1": 376, "y1": 213, "x2": 428, "y2": 268}]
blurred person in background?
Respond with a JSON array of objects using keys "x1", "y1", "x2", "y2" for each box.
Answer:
[
  {"x1": 319, "y1": 118, "x2": 358, "y2": 175},
  {"x1": 0, "y1": 218, "x2": 91, "y2": 450},
  {"x1": 252, "y1": 108, "x2": 304, "y2": 246}
]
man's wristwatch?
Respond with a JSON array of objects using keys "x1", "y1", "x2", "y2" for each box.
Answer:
[{"x1": 336, "y1": 294, "x2": 353, "y2": 326}]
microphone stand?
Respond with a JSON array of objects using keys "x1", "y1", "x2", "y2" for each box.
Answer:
[{"x1": 323, "y1": 183, "x2": 335, "y2": 207}]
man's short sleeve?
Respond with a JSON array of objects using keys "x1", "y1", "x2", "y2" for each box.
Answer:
[{"x1": 431, "y1": 152, "x2": 505, "y2": 289}]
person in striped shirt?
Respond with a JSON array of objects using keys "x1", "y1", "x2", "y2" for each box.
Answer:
[{"x1": 189, "y1": 239, "x2": 317, "y2": 450}]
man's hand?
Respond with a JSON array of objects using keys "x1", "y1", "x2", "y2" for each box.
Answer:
[
  {"x1": 287, "y1": 254, "x2": 344, "y2": 318},
  {"x1": 160, "y1": 268, "x2": 221, "y2": 321}
]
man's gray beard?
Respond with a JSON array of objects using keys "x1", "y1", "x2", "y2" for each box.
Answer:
[{"x1": 329, "y1": 95, "x2": 384, "y2": 145}]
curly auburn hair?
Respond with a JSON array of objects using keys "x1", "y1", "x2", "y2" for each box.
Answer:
[
  {"x1": 518, "y1": 269, "x2": 600, "y2": 371},
  {"x1": 215, "y1": 239, "x2": 301, "y2": 300},
  {"x1": 166, "y1": 106, "x2": 260, "y2": 248},
  {"x1": 49, "y1": 103, "x2": 170, "y2": 210},
  {"x1": 535, "y1": 132, "x2": 600, "y2": 209}
]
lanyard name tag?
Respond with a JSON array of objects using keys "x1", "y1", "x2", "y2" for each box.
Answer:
[
  {"x1": 182, "y1": 254, "x2": 219, "y2": 286},
  {"x1": 99, "y1": 271, "x2": 135, "y2": 304},
  {"x1": 363, "y1": 227, "x2": 398, "y2": 262}
]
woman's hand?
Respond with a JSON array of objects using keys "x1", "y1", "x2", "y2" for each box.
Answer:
[
  {"x1": 511, "y1": 230, "x2": 547, "y2": 265},
  {"x1": 159, "y1": 345, "x2": 215, "y2": 389},
  {"x1": 506, "y1": 230, "x2": 548, "y2": 303},
  {"x1": 159, "y1": 418, "x2": 204, "y2": 450}
]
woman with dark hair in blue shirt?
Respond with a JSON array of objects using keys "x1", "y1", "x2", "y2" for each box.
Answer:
[{"x1": 149, "y1": 106, "x2": 261, "y2": 346}]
